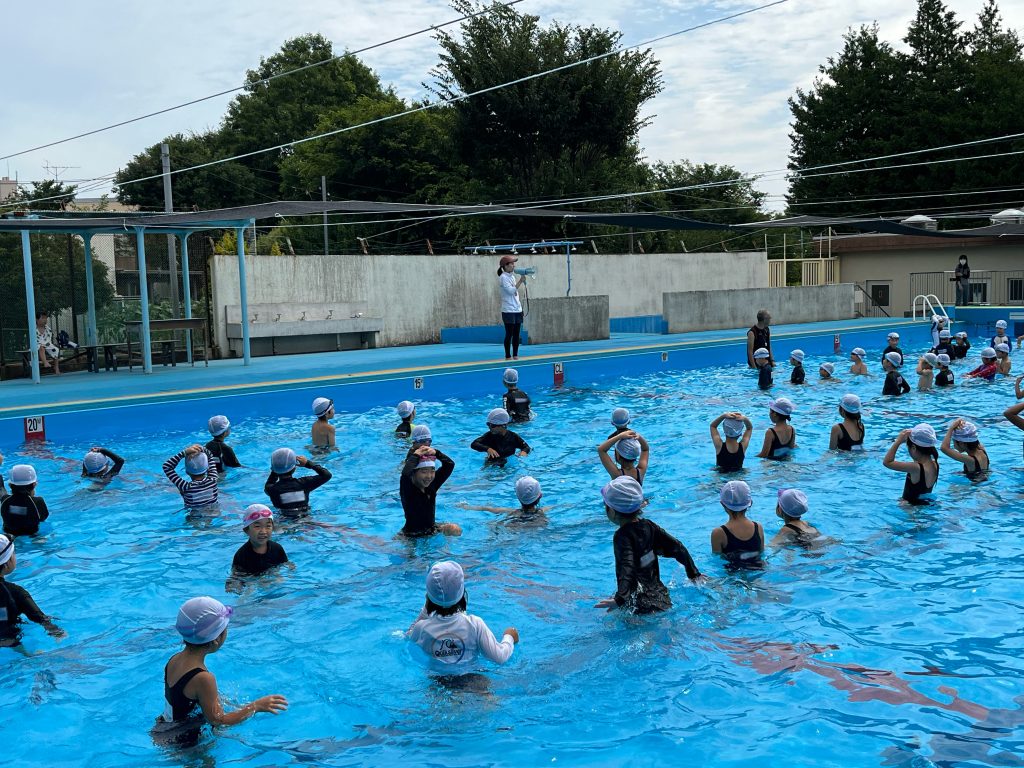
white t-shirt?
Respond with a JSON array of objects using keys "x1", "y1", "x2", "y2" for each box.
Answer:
[
  {"x1": 408, "y1": 610, "x2": 514, "y2": 671},
  {"x1": 499, "y1": 273, "x2": 522, "y2": 314}
]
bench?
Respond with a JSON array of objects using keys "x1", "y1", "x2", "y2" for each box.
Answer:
[
  {"x1": 224, "y1": 302, "x2": 383, "y2": 356},
  {"x1": 19, "y1": 343, "x2": 123, "y2": 375}
]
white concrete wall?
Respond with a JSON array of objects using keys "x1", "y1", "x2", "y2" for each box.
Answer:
[
  {"x1": 664, "y1": 284, "x2": 857, "y2": 333},
  {"x1": 210, "y1": 250, "x2": 767, "y2": 353}
]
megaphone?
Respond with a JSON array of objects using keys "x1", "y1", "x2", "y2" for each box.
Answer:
[{"x1": 514, "y1": 266, "x2": 537, "y2": 280}]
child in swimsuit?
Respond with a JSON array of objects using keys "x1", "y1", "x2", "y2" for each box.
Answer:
[
  {"x1": 155, "y1": 597, "x2": 287, "y2": 746},
  {"x1": 0, "y1": 534, "x2": 64, "y2": 647},
  {"x1": 596, "y1": 476, "x2": 703, "y2": 613},
  {"x1": 883, "y1": 424, "x2": 940, "y2": 504},
  {"x1": 711, "y1": 480, "x2": 764, "y2": 566},
  {"x1": 757, "y1": 398, "x2": 796, "y2": 459},
  {"x1": 829, "y1": 394, "x2": 865, "y2": 451},
  {"x1": 311, "y1": 397, "x2": 336, "y2": 449},
  {"x1": 769, "y1": 488, "x2": 821, "y2": 546},
  {"x1": 939, "y1": 419, "x2": 989, "y2": 480},
  {"x1": 597, "y1": 430, "x2": 649, "y2": 484},
  {"x1": 395, "y1": 401, "x2": 415, "y2": 437},
  {"x1": 789, "y1": 350, "x2": 805, "y2": 384},
  {"x1": 849, "y1": 348, "x2": 868, "y2": 375},
  {"x1": 711, "y1": 412, "x2": 752, "y2": 472}
]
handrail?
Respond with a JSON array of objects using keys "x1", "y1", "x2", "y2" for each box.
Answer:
[
  {"x1": 913, "y1": 294, "x2": 949, "y2": 322},
  {"x1": 854, "y1": 283, "x2": 890, "y2": 317}
]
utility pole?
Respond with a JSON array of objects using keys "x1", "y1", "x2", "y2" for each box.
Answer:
[
  {"x1": 321, "y1": 176, "x2": 329, "y2": 256},
  {"x1": 161, "y1": 143, "x2": 180, "y2": 315}
]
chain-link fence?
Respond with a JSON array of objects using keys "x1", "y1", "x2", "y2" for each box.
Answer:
[{"x1": 0, "y1": 231, "x2": 214, "y2": 379}]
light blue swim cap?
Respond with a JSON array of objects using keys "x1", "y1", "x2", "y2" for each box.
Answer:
[
  {"x1": 611, "y1": 407, "x2": 631, "y2": 427},
  {"x1": 615, "y1": 438, "x2": 641, "y2": 461},
  {"x1": 271, "y1": 447, "x2": 297, "y2": 474}
]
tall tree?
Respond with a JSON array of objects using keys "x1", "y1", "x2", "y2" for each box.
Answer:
[
  {"x1": 222, "y1": 34, "x2": 388, "y2": 199},
  {"x1": 787, "y1": 25, "x2": 906, "y2": 215},
  {"x1": 429, "y1": 0, "x2": 661, "y2": 241},
  {"x1": 114, "y1": 131, "x2": 262, "y2": 210}
]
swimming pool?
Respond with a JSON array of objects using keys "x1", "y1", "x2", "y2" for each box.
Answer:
[{"x1": 2, "y1": 334, "x2": 1022, "y2": 767}]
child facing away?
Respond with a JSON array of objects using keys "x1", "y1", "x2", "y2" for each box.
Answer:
[
  {"x1": 829, "y1": 394, "x2": 865, "y2": 451},
  {"x1": 154, "y1": 597, "x2": 287, "y2": 747},
  {"x1": 395, "y1": 401, "x2": 416, "y2": 438},
  {"x1": 459, "y1": 476, "x2": 548, "y2": 519},
  {"x1": 916, "y1": 353, "x2": 937, "y2": 391},
  {"x1": 940, "y1": 419, "x2": 989, "y2": 480},
  {"x1": 881, "y1": 352, "x2": 911, "y2": 396},
  {"x1": 595, "y1": 476, "x2": 704, "y2": 614},
  {"x1": 789, "y1": 350, "x2": 805, "y2": 384},
  {"x1": 0, "y1": 533, "x2": 64, "y2": 647},
  {"x1": 710, "y1": 411, "x2": 752, "y2": 472},
  {"x1": 163, "y1": 445, "x2": 218, "y2": 510},
  {"x1": 995, "y1": 343, "x2": 1012, "y2": 375},
  {"x1": 935, "y1": 354, "x2": 954, "y2": 387},
  {"x1": 769, "y1": 488, "x2": 821, "y2": 547},
  {"x1": 753, "y1": 347, "x2": 773, "y2": 389},
  {"x1": 883, "y1": 423, "x2": 940, "y2": 505},
  {"x1": 407, "y1": 561, "x2": 518, "y2": 672},
  {"x1": 710, "y1": 480, "x2": 765, "y2": 567},
  {"x1": 311, "y1": 397, "x2": 336, "y2": 450},
  {"x1": 757, "y1": 398, "x2": 796, "y2": 459},
  {"x1": 849, "y1": 348, "x2": 868, "y2": 375},
  {"x1": 205, "y1": 416, "x2": 241, "y2": 474},
  {"x1": 1, "y1": 464, "x2": 50, "y2": 536},
  {"x1": 608, "y1": 407, "x2": 631, "y2": 439},
  {"x1": 501, "y1": 368, "x2": 532, "y2": 423},
  {"x1": 400, "y1": 447, "x2": 461, "y2": 537},
  {"x1": 232, "y1": 504, "x2": 289, "y2": 577},
  {"x1": 470, "y1": 409, "x2": 530, "y2": 464},
  {"x1": 597, "y1": 430, "x2": 650, "y2": 484},
  {"x1": 82, "y1": 446, "x2": 125, "y2": 483},
  {"x1": 264, "y1": 448, "x2": 332, "y2": 516}
]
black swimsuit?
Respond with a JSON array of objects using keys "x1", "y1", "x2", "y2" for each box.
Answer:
[
  {"x1": 719, "y1": 523, "x2": 763, "y2": 565},
  {"x1": 164, "y1": 665, "x2": 204, "y2": 721},
  {"x1": 836, "y1": 422, "x2": 864, "y2": 451},
  {"x1": 902, "y1": 461, "x2": 937, "y2": 504},
  {"x1": 767, "y1": 427, "x2": 795, "y2": 459},
  {"x1": 963, "y1": 448, "x2": 989, "y2": 480},
  {"x1": 716, "y1": 443, "x2": 744, "y2": 472}
]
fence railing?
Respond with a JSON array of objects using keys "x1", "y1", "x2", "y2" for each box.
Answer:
[
  {"x1": 854, "y1": 283, "x2": 890, "y2": 318},
  {"x1": 768, "y1": 258, "x2": 840, "y2": 288},
  {"x1": 910, "y1": 270, "x2": 1024, "y2": 307}
]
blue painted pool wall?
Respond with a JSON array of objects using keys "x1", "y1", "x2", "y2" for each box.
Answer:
[
  {"x1": 440, "y1": 325, "x2": 530, "y2": 344},
  {"x1": 950, "y1": 306, "x2": 1024, "y2": 339},
  {"x1": 0, "y1": 321, "x2": 935, "y2": 446},
  {"x1": 608, "y1": 315, "x2": 668, "y2": 334}
]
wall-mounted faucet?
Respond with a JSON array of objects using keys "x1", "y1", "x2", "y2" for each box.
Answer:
[
  {"x1": 326, "y1": 310, "x2": 334, "y2": 320},
  {"x1": 275, "y1": 313, "x2": 282, "y2": 322},
  {"x1": 300, "y1": 311, "x2": 307, "y2": 321}
]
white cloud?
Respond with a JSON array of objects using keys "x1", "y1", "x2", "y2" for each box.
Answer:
[{"x1": 2, "y1": 0, "x2": 1020, "y2": 212}]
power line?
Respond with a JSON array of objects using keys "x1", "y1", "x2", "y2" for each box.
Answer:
[{"x1": 0, "y1": 0, "x2": 529, "y2": 162}]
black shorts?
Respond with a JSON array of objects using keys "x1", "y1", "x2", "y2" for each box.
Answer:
[{"x1": 502, "y1": 312, "x2": 523, "y2": 324}]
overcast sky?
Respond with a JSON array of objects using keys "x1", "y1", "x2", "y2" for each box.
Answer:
[{"x1": 2, "y1": 0, "x2": 1020, "y2": 211}]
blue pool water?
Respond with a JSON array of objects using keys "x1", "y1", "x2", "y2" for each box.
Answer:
[{"x1": 2, "y1": 342, "x2": 1023, "y2": 767}]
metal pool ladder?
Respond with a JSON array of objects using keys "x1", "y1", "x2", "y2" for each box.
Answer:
[{"x1": 912, "y1": 294, "x2": 950, "y2": 323}]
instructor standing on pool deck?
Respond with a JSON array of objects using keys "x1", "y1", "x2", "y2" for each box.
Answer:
[
  {"x1": 498, "y1": 255, "x2": 527, "y2": 360},
  {"x1": 746, "y1": 309, "x2": 773, "y2": 368}
]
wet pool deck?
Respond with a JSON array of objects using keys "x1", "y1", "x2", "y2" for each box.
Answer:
[{"x1": 0, "y1": 316, "x2": 926, "y2": 421}]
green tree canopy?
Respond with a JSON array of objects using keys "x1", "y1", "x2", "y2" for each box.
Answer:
[{"x1": 787, "y1": 0, "x2": 1024, "y2": 217}]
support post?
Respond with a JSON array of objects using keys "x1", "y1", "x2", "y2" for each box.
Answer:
[
  {"x1": 135, "y1": 228, "x2": 153, "y2": 373},
  {"x1": 21, "y1": 231, "x2": 40, "y2": 384},
  {"x1": 565, "y1": 242, "x2": 572, "y2": 297},
  {"x1": 82, "y1": 233, "x2": 98, "y2": 346},
  {"x1": 321, "y1": 176, "x2": 329, "y2": 256},
  {"x1": 179, "y1": 233, "x2": 193, "y2": 364},
  {"x1": 162, "y1": 143, "x2": 180, "y2": 315},
  {"x1": 236, "y1": 226, "x2": 251, "y2": 365}
]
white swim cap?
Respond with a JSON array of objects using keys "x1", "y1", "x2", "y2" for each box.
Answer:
[
  {"x1": 0, "y1": 534, "x2": 13, "y2": 567},
  {"x1": 8, "y1": 464, "x2": 37, "y2": 486},
  {"x1": 610, "y1": 408, "x2": 631, "y2": 427},
  {"x1": 981, "y1": 347, "x2": 997, "y2": 359},
  {"x1": 396, "y1": 400, "x2": 415, "y2": 418},
  {"x1": 83, "y1": 451, "x2": 109, "y2": 475},
  {"x1": 184, "y1": 452, "x2": 208, "y2": 476},
  {"x1": 996, "y1": 320, "x2": 1007, "y2": 329},
  {"x1": 939, "y1": 329, "x2": 951, "y2": 339},
  {"x1": 720, "y1": 480, "x2": 752, "y2": 512},
  {"x1": 909, "y1": 423, "x2": 938, "y2": 448},
  {"x1": 819, "y1": 362, "x2": 835, "y2": 375},
  {"x1": 208, "y1": 415, "x2": 230, "y2": 436},
  {"x1": 840, "y1": 394, "x2": 861, "y2": 414},
  {"x1": 790, "y1": 350, "x2": 805, "y2": 362},
  {"x1": 777, "y1": 488, "x2": 808, "y2": 518},
  {"x1": 937, "y1": 353, "x2": 951, "y2": 365},
  {"x1": 601, "y1": 476, "x2": 644, "y2": 515},
  {"x1": 885, "y1": 351, "x2": 902, "y2": 367},
  {"x1": 769, "y1": 398, "x2": 794, "y2": 417},
  {"x1": 176, "y1": 596, "x2": 232, "y2": 644},
  {"x1": 923, "y1": 353, "x2": 938, "y2": 366},
  {"x1": 271, "y1": 447, "x2": 297, "y2": 474},
  {"x1": 615, "y1": 438, "x2": 641, "y2": 461},
  {"x1": 515, "y1": 476, "x2": 542, "y2": 505},
  {"x1": 851, "y1": 348, "x2": 866, "y2": 358},
  {"x1": 411, "y1": 424, "x2": 432, "y2": 443},
  {"x1": 426, "y1": 561, "x2": 465, "y2": 608},
  {"x1": 502, "y1": 368, "x2": 519, "y2": 385},
  {"x1": 753, "y1": 348, "x2": 770, "y2": 360},
  {"x1": 312, "y1": 397, "x2": 333, "y2": 417},
  {"x1": 486, "y1": 408, "x2": 511, "y2": 426},
  {"x1": 723, "y1": 418, "x2": 745, "y2": 438},
  {"x1": 242, "y1": 504, "x2": 274, "y2": 528},
  {"x1": 952, "y1": 421, "x2": 979, "y2": 443}
]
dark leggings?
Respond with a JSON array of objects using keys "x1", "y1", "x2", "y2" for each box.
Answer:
[{"x1": 503, "y1": 322, "x2": 521, "y2": 358}]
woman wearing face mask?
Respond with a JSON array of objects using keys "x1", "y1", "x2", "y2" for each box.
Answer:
[{"x1": 954, "y1": 254, "x2": 970, "y2": 306}]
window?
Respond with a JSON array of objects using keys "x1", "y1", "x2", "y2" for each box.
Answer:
[
  {"x1": 1008, "y1": 278, "x2": 1024, "y2": 302},
  {"x1": 869, "y1": 284, "x2": 890, "y2": 307}
]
